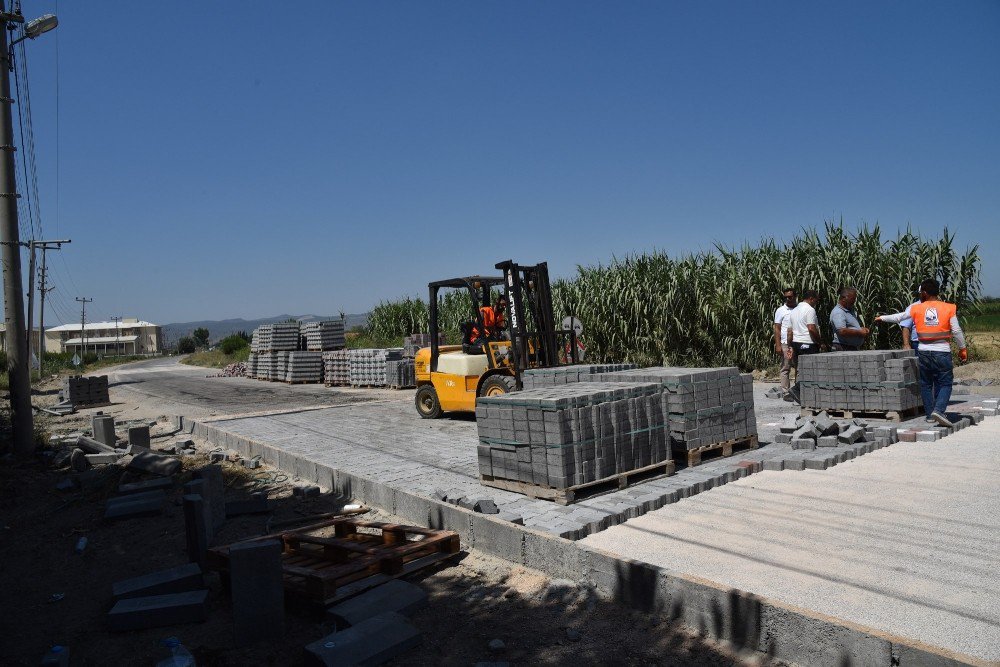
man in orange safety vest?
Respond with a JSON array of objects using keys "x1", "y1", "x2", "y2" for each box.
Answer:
[
  {"x1": 875, "y1": 278, "x2": 967, "y2": 427},
  {"x1": 469, "y1": 295, "x2": 508, "y2": 346}
]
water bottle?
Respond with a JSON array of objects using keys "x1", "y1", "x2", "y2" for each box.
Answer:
[
  {"x1": 156, "y1": 637, "x2": 195, "y2": 667},
  {"x1": 74, "y1": 537, "x2": 88, "y2": 554},
  {"x1": 41, "y1": 645, "x2": 69, "y2": 666}
]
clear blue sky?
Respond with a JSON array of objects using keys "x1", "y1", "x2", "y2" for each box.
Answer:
[{"x1": 12, "y1": 0, "x2": 1000, "y2": 325}]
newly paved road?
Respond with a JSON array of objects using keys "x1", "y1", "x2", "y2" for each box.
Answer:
[{"x1": 583, "y1": 420, "x2": 1000, "y2": 662}]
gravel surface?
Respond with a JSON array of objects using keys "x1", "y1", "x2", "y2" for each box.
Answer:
[{"x1": 582, "y1": 419, "x2": 1000, "y2": 662}]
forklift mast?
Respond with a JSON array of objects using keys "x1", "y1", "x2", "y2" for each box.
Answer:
[{"x1": 495, "y1": 260, "x2": 577, "y2": 389}]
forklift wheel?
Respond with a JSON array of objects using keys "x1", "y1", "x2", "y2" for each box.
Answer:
[
  {"x1": 415, "y1": 385, "x2": 443, "y2": 419},
  {"x1": 480, "y1": 374, "x2": 516, "y2": 397}
]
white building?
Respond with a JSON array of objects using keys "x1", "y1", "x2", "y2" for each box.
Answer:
[{"x1": 45, "y1": 318, "x2": 163, "y2": 356}]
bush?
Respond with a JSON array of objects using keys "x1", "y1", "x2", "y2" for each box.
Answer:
[
  {"x1": 177, "y1": 337, "x2": 196, "y2": 354},
  {"x1": 219, "y1": 334, "x2": 249, "y2": 355}
]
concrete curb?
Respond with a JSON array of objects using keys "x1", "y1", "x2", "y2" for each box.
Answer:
[{"x1": 190, "y1": 417, "x2": 987, "y2": 667}]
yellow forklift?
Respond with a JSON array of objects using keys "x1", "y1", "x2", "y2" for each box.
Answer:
[{"x1": 413, "y1": 260, "x2": 580, "y2": 418}]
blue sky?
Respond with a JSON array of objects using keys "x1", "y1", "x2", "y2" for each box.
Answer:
[{"x1": 11, "y1": 0, "x2": 1000, "y2": 325}]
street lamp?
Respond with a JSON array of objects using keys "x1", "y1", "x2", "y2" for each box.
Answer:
[{"x1": 0, "y1": 9, "x2": 58, "y2": 456}]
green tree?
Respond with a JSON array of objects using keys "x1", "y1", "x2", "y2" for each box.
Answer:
[
  {"x1": 192, "y1": 327, "x2": 210, "y2": 348},
  {"x1": 177, "y1": 337, "x2": 196, "y2": 354},
  {"x1": 219, "y1": 334, "x2": 249, "y2": 355}
]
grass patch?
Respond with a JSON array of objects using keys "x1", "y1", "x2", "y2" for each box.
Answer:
[
  {"x1": 966, "y1": 299, "x2": 1000, "y2": 332},
  {"x1": 182, "y1": 347, "x2": 250, "y2": 369}
]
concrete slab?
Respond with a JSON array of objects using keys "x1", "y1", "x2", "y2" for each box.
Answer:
[
  {"x1": 107, "y1": 590, "x2": 209, "y2": 632},
  {"x1": 327, "y1": 579, "x2": 427, "y2": 628},
  {"x1": 303, "y1": 611, "x2": 421, "y2": 666},
  {"x1": 111, "y1": 563, "x2": 203, "y2": 600}
]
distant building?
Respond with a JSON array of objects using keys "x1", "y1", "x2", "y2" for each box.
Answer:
[{"x1": 44, "y1": 318, "x2": 163, "y2": 356}]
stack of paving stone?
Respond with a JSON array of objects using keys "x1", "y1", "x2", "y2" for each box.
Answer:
[
  {"x1": 797, "y1": 350, "x2": 921, "y2": 413},
  {"x1": 581, "y1": 367, "x2": 757, "y2": 451},
  {"x1": 251, "y1": 322, "x2": 300, "y2": 353},
  {"x1": 349, "y1": 348, "x2": 403, "y2": 387},
  {"x1": 285, "y1": 351, "x2": 323, "y2": 383},
  {"x1": 402, "y1": 333, "x2": 444, "y2": 358},
  {"x1": 476, "y1": 382, "x2": 668, "y2": 489},
  {"x1": 386, "y1": 358, "x2": 416, "y2": 389},
  {"x1": 61, "y1": 375, "x2": 110, "y2": 406},
  {"x1": 245, "y1": 354, "x2": 259, "y2": 379},
  {"x1": 521, "y1": 364, "x2": 637, "y2": 389},
  {"x1": 301, "y1": 320, "x2": 346, "y2": 351},
  {"x1": 323, "y1": 350, "x2": 351, "y2": 386}
]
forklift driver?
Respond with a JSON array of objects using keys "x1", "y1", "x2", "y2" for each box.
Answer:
[{"x1": 469, "y1": 295, "x2": 508, "y2": 351}]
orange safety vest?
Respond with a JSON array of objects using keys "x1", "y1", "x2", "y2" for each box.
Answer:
[
  {"x1": 470, "y1": 306, "x2": 505, "y2": 341},
  {"x1": 910, "y1": 300, "x2": 956, "y2": 343}
]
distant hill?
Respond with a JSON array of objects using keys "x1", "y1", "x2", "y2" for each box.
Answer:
[{"x1": 162, "y1": 313, "x2": 368, "y2": 344}]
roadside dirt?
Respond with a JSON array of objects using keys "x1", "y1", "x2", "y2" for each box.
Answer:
[{"x1": 0, "y1": 422, "x2": 778, "y2": 666}]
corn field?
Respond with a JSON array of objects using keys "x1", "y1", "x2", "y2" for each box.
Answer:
[{"x1": 367, "y1": 224, "x2": 981, "y2": 370}]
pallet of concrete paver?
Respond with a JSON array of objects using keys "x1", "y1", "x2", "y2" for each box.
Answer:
[
  {"x1": 323, "y1": 350, "x2": 351, "y2": 386},
  {"x1": 206, "y1": 517, "x2": 460, "y2": 605},
  {"x1": 476, "y1": 382, "x2": 676, "y2": 502},
  {"x1": 402, "y1": 333, "x2": 445, "y2": 358},
  {"x1": 386, "y1": 358, "x2": 416, "y2": 389},
  {"x1": 583, "y1": 366, "x2": 758, "y2": 455},
  {"x1": 677, "y1": 434, "x2": 759, "y2": 467},
  {"x1": 301, "y1": 321, "x2": 346, "y2": 352},
  {"x1": 61, "y1": 375, "x2": 110, "y2": 406},
  {"x1": 285, "y1": 351, "x2": 323, "y2": 383},
  {"x1": 251, "y1": 322, "x2": 300, "y2": 353},
  {"x1": 520, "y1": 364, "x2": 638, "y2": 389},
  {"x1": 797, "y1": 350, "x2": 921, "y2": 417},
  {"x1": 349, "y1": 348, "x2": 403, "y2": 387}
]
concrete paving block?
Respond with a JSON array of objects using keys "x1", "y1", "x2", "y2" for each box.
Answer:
[
  {"x1": 128, "y1": 451, "x2": 182, "y2": 477},
  {"x1": 183, "y1": 494, "x2": 210, "y2": 568},
  {"x1": 303, "y1": 611, "x2": 421, "y2": 666},
  {"x1": 127, "y1": 426, "x2": 150, "y2": 450},
  {"x1": 498, "y1": 511, "x2": 524, "y2": 525},
  {"x1": 474, "y1": 499, "x2": 499, "y2": 514},
  {"x1": 817, "y1": 436, "x2": 839, "y2": 448},
  {"x1": 898, "y1": 430, "x2": 917, "y2": 442},
  {"x1": 773, "y1": 433, "x2": 792, "y2": 444},
  {"x1": 104, "y1": 496, "x2": 164, "y2": 521},
  {"x1": 783, "y1": 458, "x2": 806, "y2": 471},
  {"x1": 112, "y1": 563, "x2": 203, "y2": 600},
  {"x1": 92, "y1": 415, "x2": 117, "y2": 447},
  {"x1": 117, "y1": 478, "x2": 173, "y2": 495},
  {"x1": 791, "y1": 439, "x2": 816, "y2": 450},
  {"x1": 85, "y1": 452, "x2": 123, "y2": 465},
  {"x1": 193, "y1": 464, "x2": 226, "y2": 531},
  {"x1": 916, "y1": 430, "x2": 940, "y2": 442},
  {"x1": 327, "y1": 579, "x2": 428, "y2": 628},
  {"x1": 230, "y1": 539, "x2": 284, "y2": 644},
  {"x1": 803, "y1": 457, "x2": 830, "y2": 470},
  {"x1": 763, "y1": 459, "x2": 785, "y2": 471},
  {"x1": 107, "y1": 590, "x2": 209, "y2": 632}
]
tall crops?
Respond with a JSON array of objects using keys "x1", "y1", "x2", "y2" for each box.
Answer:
[{"x1": 366, "y1": 223, "x2": 981, "y2": 370}]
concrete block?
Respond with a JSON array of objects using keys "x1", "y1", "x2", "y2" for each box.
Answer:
[
  {"x1": 128, "y1": 451, "x2": 182, "y2": 477},
  {"x1": 92, "y1": 415, "x2": 117, "y2": 447},
  {"x1": 230, "y1": 539, "x2": 284, "y2": 644},
  {"x1": 76, "y1": 435, "x2": 115, "y2": 454},
  {"x1": 193, "y1": 465, "x2": 226, "y2": 531},
  {"x1": 773, "y1": 433, "x2": 792, "y2": 444},
  {"x1": 303, "y1": 611, "x2": 421, "y2": 666},
  {"x1": 118, "y1": 478, "x2": 173, "y2": 495},
  {"x1": 104, "y1": 496, "x2": 164, "y2": 521},
  {"x1": 112, "y1": 563, "x2": 203, "y2": 600},
  {"x1": 803, "y1": 457, "x2": 830, "y2": 470},
  {"x1": 898, "y1": 430, "x2": 917, "y2": 442},
  {"x1": 763, "y1": 459, "x2": 785, "y2": 471},
  {"x1": 107, "y1": 590, "x2": 208, "y2": 632},
  {"x1": 817, "y1": 436, "x2": 839, "y2": 448},
  {"x1": 791, "y1": 439, "x2": 815, "y2": 450},
  {"x1": 127, "y1": 426, "x2": 150, "y2": 450},
  {"x1": 108, "y1": 490, "x2": 166, "y2": 508},
  {"x1": 916, "y1": 430, "x2": 940, "y2": 442},
  {"x1": 474, "y1": 499, "x2": 499, "y2": 514},
  {"x1": 327, "y1": 580, "x2": 427, "y2": 628},
  {"x1": 85, "y1": 452, "x2": 123, "y2": 465},
  {"x1": 783, "y1": 458, "x2": 806, "y2": 471},
  {"x1": 183, "y1": 494, "x2": 210, "y2": 568}
]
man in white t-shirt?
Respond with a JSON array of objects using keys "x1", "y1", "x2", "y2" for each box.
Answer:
[
  {"x1": 785, "y1": 289, "x2": 823, "y2": 358},
  {"x1": 772, "y1": 287, "x2": 797, "y2": 395}
]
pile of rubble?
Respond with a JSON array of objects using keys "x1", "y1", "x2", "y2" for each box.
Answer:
[{"x1": 214, "y1": 361, "x2": 247, "y2": 378}]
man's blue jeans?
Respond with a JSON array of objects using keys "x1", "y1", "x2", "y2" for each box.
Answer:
[{"x1": 917, "y1": 351, "x2": 953, "y2": 417}]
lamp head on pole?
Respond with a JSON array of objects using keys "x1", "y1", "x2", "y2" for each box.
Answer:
[{"x1": 24, "y1": 14, "x2": 57, "y2": 39}]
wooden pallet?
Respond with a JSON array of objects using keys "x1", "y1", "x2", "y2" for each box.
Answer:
[
  {"x1": 207, "y1": 517, "x2": 460, "y2": 605},
  {"x1": 675, "y1": 434, "x2": 759, "y2": 467},
  {"x1": 480, "y1": 459, "x2": 676, "y2": 506},
  {"x1": 800, "y1": 406, "x2": 921, "y2": 423}
]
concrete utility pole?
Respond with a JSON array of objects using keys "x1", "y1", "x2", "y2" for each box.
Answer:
[
  {"x1": 36, "y1": 241, "x2": 68, "y2": 376},
  {"x1": 0, "y1": 11, "x2": 31, "y2": 455},
  {"x1": 26, "y1": 239, "x2": 69, "y2": 375},
  {"x1": 112, "y1": 316, "x2": 121, "y2": 357},
  {"x1": 76, "y1": 297, "x2": 92, "y2": 362}
]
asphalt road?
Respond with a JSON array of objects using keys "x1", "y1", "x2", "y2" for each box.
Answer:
[{"x1": 103, "y1": 356, "x2": 402, "y2": 419}]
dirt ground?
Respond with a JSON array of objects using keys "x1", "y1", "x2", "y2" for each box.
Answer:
[{"x1": 0, "y1": 406, "x2": 778, "y2": 666}]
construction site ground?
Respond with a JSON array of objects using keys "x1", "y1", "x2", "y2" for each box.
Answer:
[{"x1": 6, "y1": 355, "x2": 999, "y2": 664}]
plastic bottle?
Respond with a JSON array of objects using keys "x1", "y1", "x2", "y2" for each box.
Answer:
[
  {"x1": 155, "y1": 637, "x2": 195, "y2": 667},
  {"x1": 41, "y1": 645, "x2": 70, "y2": 666},
  {"x1": 74, "y1": 537, "x2": 88, "y2": 554}
]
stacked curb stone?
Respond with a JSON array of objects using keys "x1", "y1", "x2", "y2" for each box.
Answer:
[
  {"x1": 476, "y1": 382, "x2": 668, "y2": 490},
  {"x1": 798, "y1": 350, "x2": 921, "y2": 413},
  {"x1": 285, "y1": 351, "x2": 323, "y2": 383},
  {"x1": 250, "y1": 323, "x2": 299, "y2": 353}
]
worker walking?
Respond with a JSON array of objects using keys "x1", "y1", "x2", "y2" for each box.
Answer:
[
  {"x1": 830, "y1": 287, "x2": 870, "y2": 351},
  {"x1": 773, "y1": 288, "x2": 797, "y2": 396},
  {"x1": 875, "y1": 279, "x2": 967, "y2": 426}
]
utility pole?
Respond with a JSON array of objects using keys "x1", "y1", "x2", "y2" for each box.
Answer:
[
  {"x1": 76, "y1": 297, "x2": 92, "y2": 364},
  {"x1": 26, "y1": 239, "x2": 69, "y2": 375},
  {"x1": 112, "y1": 316, "x2": 121, "y2": 357},
  {"x1": 0, "y1": 10, "x2": 31, "y2": 455}
]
